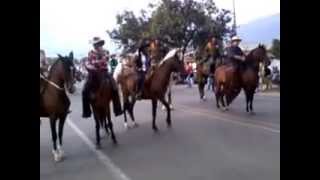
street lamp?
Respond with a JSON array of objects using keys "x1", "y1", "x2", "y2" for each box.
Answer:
[{"x1": 232, "y1": 0, "x2": 237, "y2": 35}]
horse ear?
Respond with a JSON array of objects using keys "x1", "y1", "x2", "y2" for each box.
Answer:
[
  {"x1": 69, "y1": 51, "x2": 74, "y2": 59},
  {"x1": 57, "y1": 54, "x2": 63, "y2": 59}
]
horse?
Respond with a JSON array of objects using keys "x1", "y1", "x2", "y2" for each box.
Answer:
[
  {"x1": 141, "y1": 48, "x2": 185, "y2": 131},
  {"x1": 115, "y1": 45, "x2": 184, "y2": 131},
  {"x1": 88, "y1": 70, "x2": 120, "y2": 148},
  {"x1": 147, "y1": 39, "x2": 175, "y2": 110},
  {"x1": 214, "y1": 45, "x2": 270, "y2": 113},
  {"x1": 241, "y1": 44, "x2": 270, "y2": 113},
  {"x1": 40, "y1": 52, "x2": 76, "y2": 162},
  {"x1": 114, "y1": 54, "x2": 139, "y2": 129},
  {"x1": 195, "y1": 42, "x2": 219, "y2": 101}
]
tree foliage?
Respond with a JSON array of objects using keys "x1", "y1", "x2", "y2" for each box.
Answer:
[
  {"x1": 270, "y1": 39, "x2": 280, "y2": 59},
  {"x1": 107, "y1": 0, "x2": 232, "y2": 54}
]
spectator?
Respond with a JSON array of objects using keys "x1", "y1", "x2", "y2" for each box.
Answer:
[{"x1": 185, "y1": 62, "x2": 193, "y2": 88}]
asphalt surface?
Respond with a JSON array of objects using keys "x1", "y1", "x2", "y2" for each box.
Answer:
[{"x1": 40, "y1": 82, "x2": 280, "y2": 180}]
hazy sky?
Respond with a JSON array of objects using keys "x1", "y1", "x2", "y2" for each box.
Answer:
[{"x1": 40, "y1": 0, "x2": 280, "y2": 57}]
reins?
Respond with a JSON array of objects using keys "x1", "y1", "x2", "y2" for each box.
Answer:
[{"x1": 40, "y1": 74, "x2": 64, "y2": 91}]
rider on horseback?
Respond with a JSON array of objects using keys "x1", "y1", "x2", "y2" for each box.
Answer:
[
  {"x1": 40, "y1": 49, "x2": 49, "y2": 76},
  {"x1": 136, "y1": 39, "x2": 151, "y2": 99},
  {"x1": 226, "y1": 36, "x2": 246, "y2": 71},
  {"x1": 82, "y1": 37, "x2": 122, "y2": 118},
  {"x1": 226, "y1": 36, "x2": 246, "y2": 93},
  {"x1": 199, "y1": 36, "x2": 220, "y2": 69}
]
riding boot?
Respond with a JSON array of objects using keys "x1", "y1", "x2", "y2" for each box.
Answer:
[
  {"x1": 109, "y1": 76, "x2": 123, "y2": 116},
  {"x1": 136, "y1": 71, "x2": 145, "y2": 99},
  {"x1": 82, "y1": 81, "x2": 92, "y2": 118}
]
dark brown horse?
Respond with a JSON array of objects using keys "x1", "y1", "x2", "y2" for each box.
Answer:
[
  {"x1": 241, "y1": 45, "x2": 270, "y2": 113},
  {"x1": 88, "y1": 70, "x2": 119, "y2": 148},
  {"x1": 40, "y1": 52, "x2": 76, "y2": 162},
  {"x1": 214, "y1": 45, "x2": 269, "y2": 113}
]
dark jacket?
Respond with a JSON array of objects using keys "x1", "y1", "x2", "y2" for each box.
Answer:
[{"x1": 226, "y1": 46, "x2": 244, "y2": 59}]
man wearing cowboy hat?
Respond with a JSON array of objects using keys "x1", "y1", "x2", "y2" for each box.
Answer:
[
  {"x1": 226, "y1": 35, "x2": 246, "y2": 94},
  {"x1": 135, "y1": 39, "x2": 152, "y2": 99},
  {"x1": 226, "y1": 36, "x2": 246, "y2": 63},
  {"x1": 82, "y1": 37, "x2": 122, "y2": 118}
]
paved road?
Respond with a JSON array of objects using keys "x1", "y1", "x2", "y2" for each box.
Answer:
[{"x1": 40, "y1": 83, "x2": 280, "y2": 180}]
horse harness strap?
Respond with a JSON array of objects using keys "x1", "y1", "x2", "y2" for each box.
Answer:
[{"x1": 40, "y1": 74, "x2": 64, "y2": 91}]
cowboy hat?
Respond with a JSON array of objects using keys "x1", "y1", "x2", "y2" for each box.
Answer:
[
  {"x1": 90, "y1": 37, "x2": 105, "y2": 46},
  {"x1": 231, "y1": 36, "x2": 242, "y2": 42}
]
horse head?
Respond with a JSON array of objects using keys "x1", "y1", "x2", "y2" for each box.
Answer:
[
  {"x1": 160, "y1": 48, "x2": 185, "y2": 74},
  {"x1": 147, "y1": 38, "x2": 168, "y2": 62},
  {"x1": 246, "y1": 44, "x2": 270, "y2": 68},
  {"x1": 57, "y1": 51, "x2": 76, "y2": 94}
]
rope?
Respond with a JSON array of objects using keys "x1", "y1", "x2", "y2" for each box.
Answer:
[{"x1": 40, "y1": 74, "x2": 64, "y2": 91}]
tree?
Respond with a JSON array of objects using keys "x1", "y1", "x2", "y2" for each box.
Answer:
[
  {"x1": 270, "y1": 39, "x2": 280, "y2": 59},
  {"x1": 107, "y1": 0, "x2": 233, "y2": 55}
]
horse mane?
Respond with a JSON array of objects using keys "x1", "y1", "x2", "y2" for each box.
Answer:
[
  {"x1": 158, "y1": 48, "x2": 179, "y2": 67},
  {"x1": 47, "y1": 58, "x2": 61, "y2": 79},
  {"x1": 244, "y1": 44, "x2": 266, "y2": 71}
]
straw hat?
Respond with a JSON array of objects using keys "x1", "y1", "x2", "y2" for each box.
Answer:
[
  {"x1": 90, "y1": 37, "x2": 105, "y2": 46},
  {"x1": 231, "y1": 36, "x2": 242, "y2": 42}
]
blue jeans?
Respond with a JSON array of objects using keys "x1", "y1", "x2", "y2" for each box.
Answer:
[
  {"x1": 186, "y1": 74, "x2": 193, "y2": 88},
  {"x1": 207, "y1": 76, "x2": 213, "y2": 90}
]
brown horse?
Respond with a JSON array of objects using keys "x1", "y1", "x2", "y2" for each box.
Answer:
[
  {"x1": 241, "y1": 45, "x2": 270, "y2": 113},
  {"x1": 117, "y1": 46, "x2": 184, "y2": 131},
  {"x1": 195, "y1": 41, "x2": 219, "y2": 100},
  {"x1": 40, "y1": 52, "x2": 76, "y2": 162},
  {"x1": 88, "y1": 70, "x2": 119, "y2": 148},
  {"x1": 141, "y1": 48, "x2": 185, "y2": 131},
  {"x1": 114, "y1": 54, "x2": 139, "y2": 129},
  {"x1": 214, "y1": 45, "x2": 269, "y2": 113}
]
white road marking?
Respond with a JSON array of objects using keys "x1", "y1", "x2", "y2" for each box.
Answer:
[{"x1": 67, "y1": 118, "x2": 132, "y2": 180}]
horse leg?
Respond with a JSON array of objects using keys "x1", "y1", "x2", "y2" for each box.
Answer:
[
  {"x1": 249, "y1": 90, "x2": 255, "y2": 114},
  {"x1": 57, "y1": 113, "x2": 67, "y2": 159},
  {"x1": 106, "y1": 107, "x2": 117, "y2": 144},
  {"x1": 152, "y1": 99, "x2": 159, "y2": 132},
  {"x1": 92, "y1": 110, "x2": 101, "y2": 148},
  {"x1": 244, "y1": 90, "x2": 250, "y2": 113},
  {"x1": 159, "y1": 96, "x2": 171, "y2": 128},
  {"x1": 198, "y1": 80, "x2": 204, "y2": 100},
  {"x1": 128, "y1": 98, "x2": 138, "y2": 128},
  {"x1": 215, "y1": 93, "x2": 220, "y2": 109},
  {"x1": 123, "y1": 96, "x2": 129, "y2": 129},
  {"x1": 220, "y1": 94, "x2": 227, "y2": 111},
  {"x1": 168, "y1": 89, "x2": 173, "y2": 110},
  {"x1": 49, "y1": 116, "x2": 60, "y2": 162}
]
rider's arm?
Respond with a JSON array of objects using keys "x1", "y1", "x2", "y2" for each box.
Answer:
[
  {"x1": 228, "y1": 47, "x2": 245, "y2": 61},
  {"x1": 85, "y1": 51, "x2": 97, "y2": 70}
]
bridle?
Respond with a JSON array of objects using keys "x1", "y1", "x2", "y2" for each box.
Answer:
[{"x1": 40, "y1": 73, "x2": 64, "y2": 91}]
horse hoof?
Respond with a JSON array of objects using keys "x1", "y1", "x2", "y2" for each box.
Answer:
[
  {"x1": 52, "y1": 150, "x2": 61, "y2": 162},
  {"x1": 152, "y1": 126, "x2": 159, "y2": 132},
  {"x1": 112, "y1": 138, "x2": 118, "y2": 145},
  {"x1": 132, "y1": 122, "x2": 139, "y2": 128},
  {"x1": 124, "y1": 123, "x2": 129, "y2": 130},
  {"x1": 96, "y1": 144, "x2": 101, "y2": 149}
]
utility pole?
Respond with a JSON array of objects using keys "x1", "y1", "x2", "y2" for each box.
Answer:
[{"x1": 232, "y1": 0, "x2": 237, "y2": 36}]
